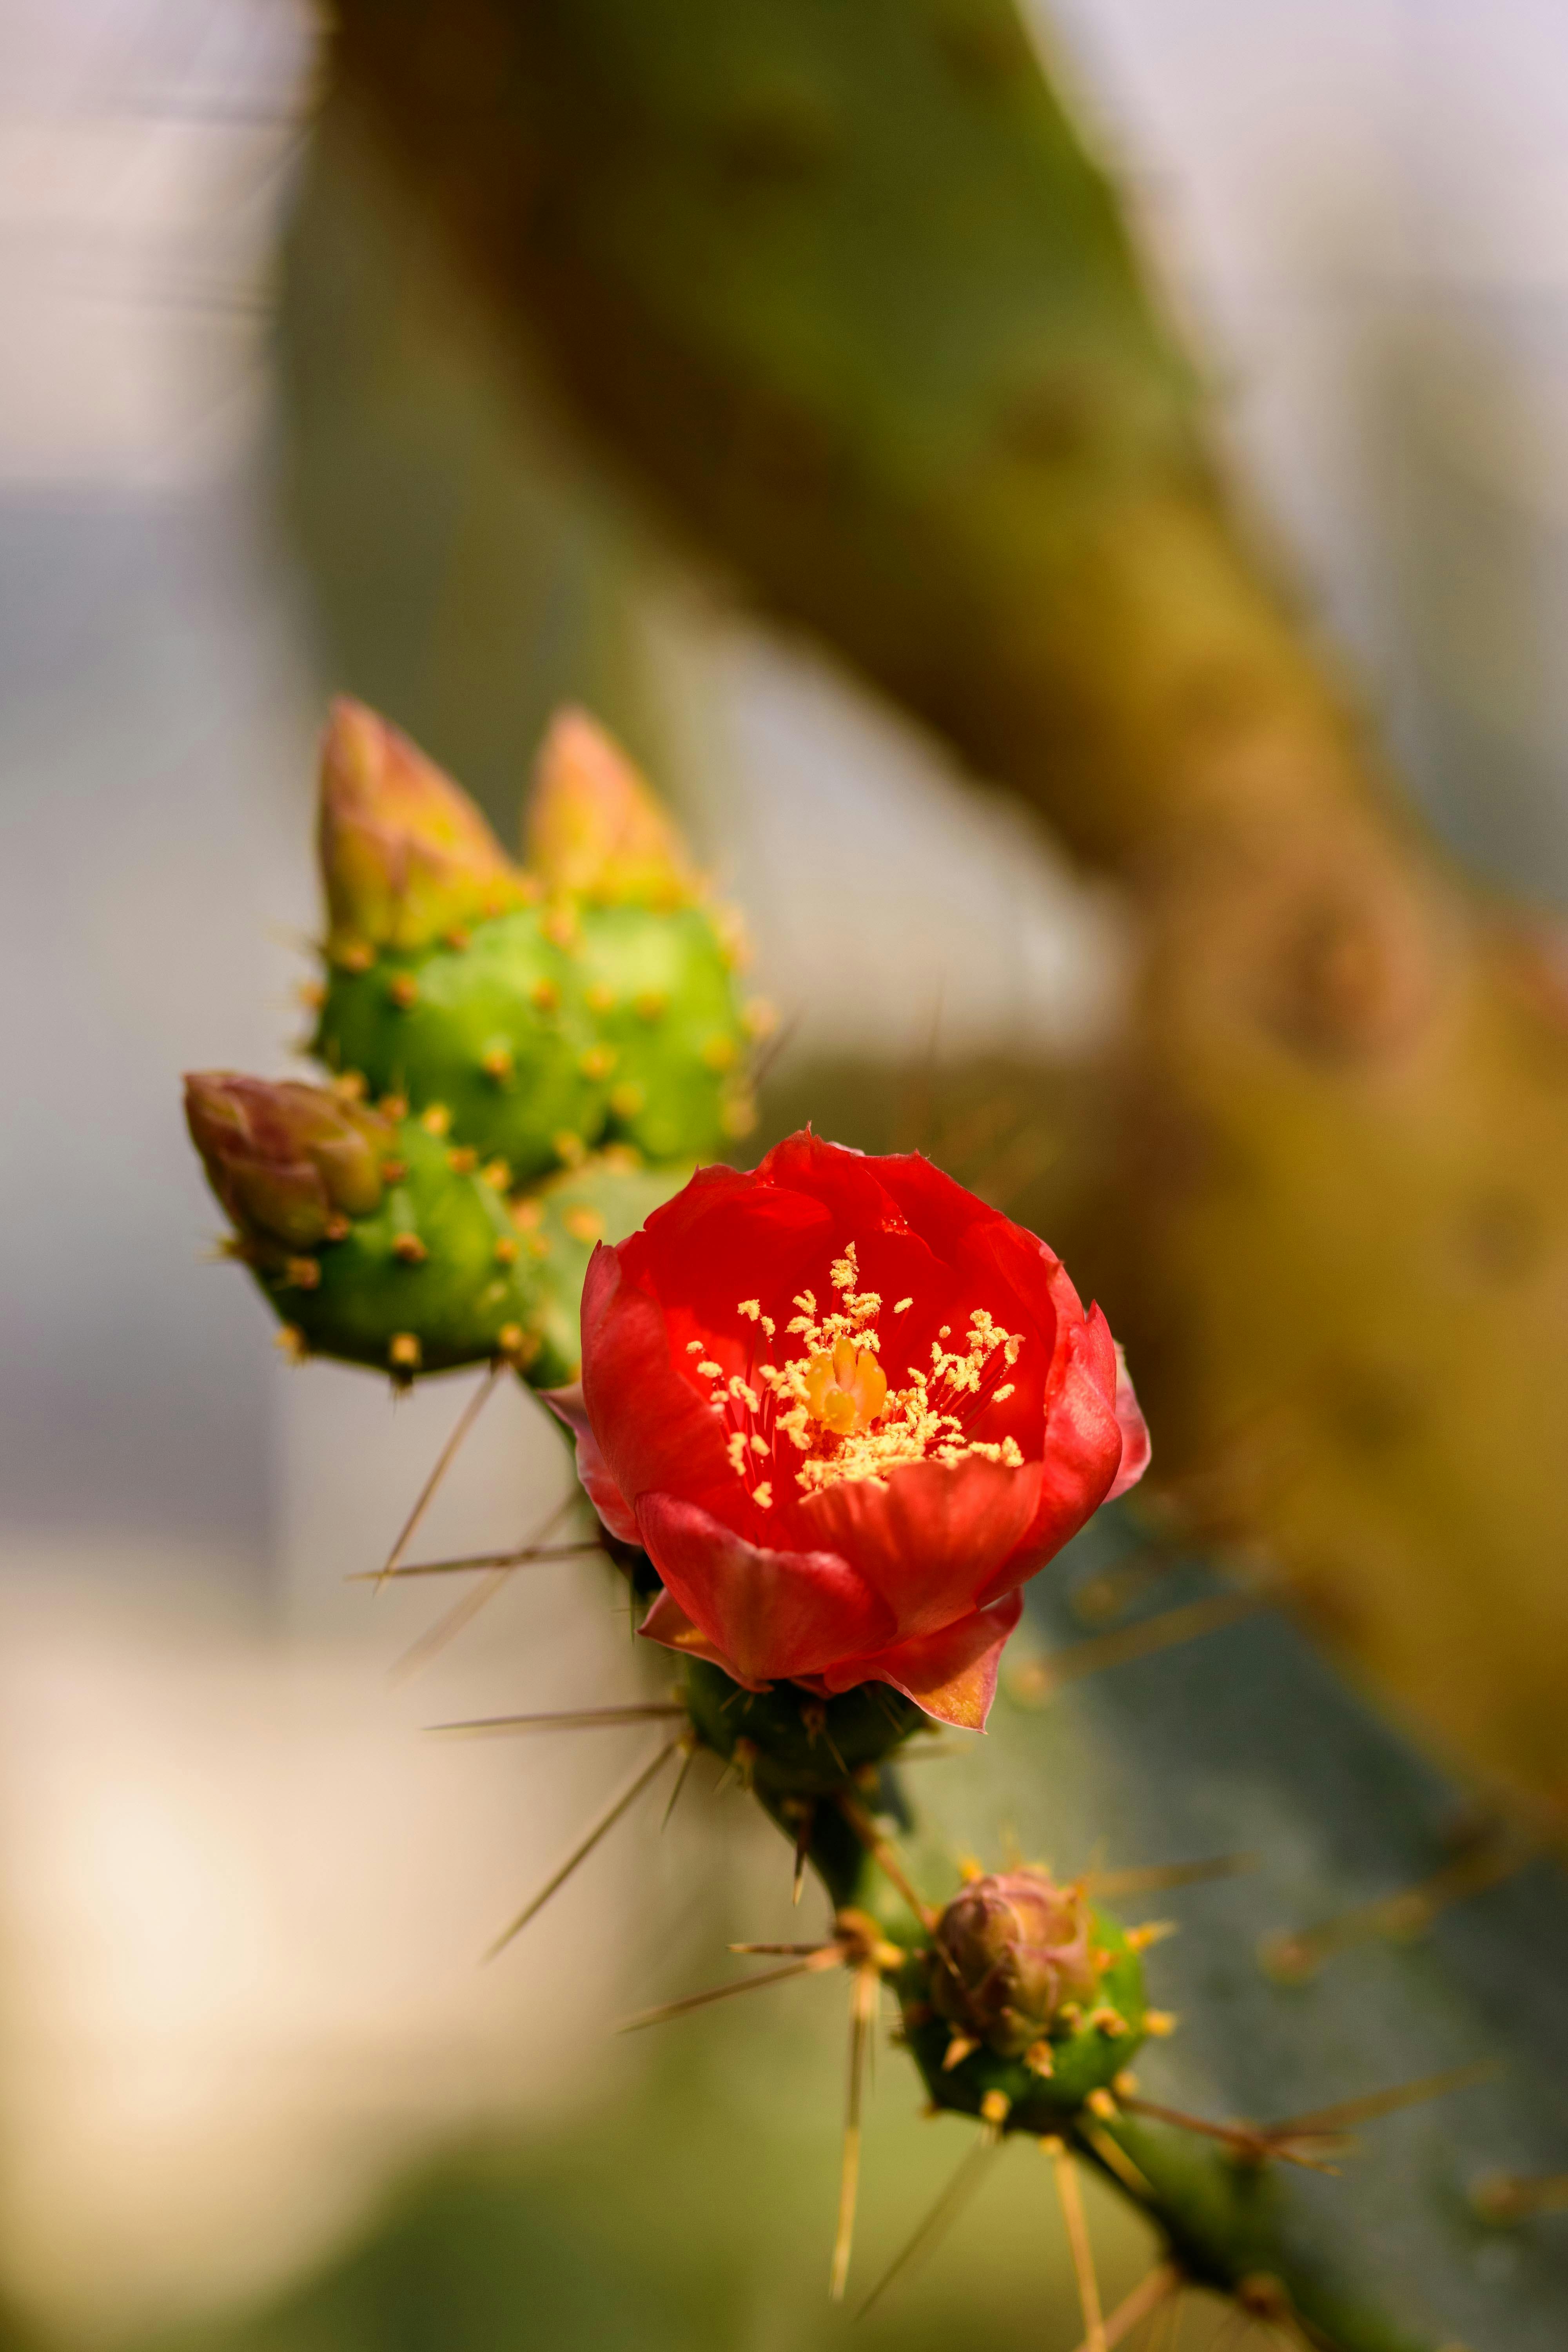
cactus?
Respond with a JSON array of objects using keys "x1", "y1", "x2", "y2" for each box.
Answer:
[
  {"x1": 187, "y1": 1071, "x2": 670, "y2": 1381},
  {"x1": 323, "y1": 0, "x2": 1568, "y2": 1833},
  {"x1": 452, "y1": 1635, "x2": 1448, "y2": 2350},
  {"x1": 312, "y1": 703, "x2": 755, "y2": 1179},
  {"x1": 165, "y1": 12, "x2": 1568, "y2": 2337},
  {"x1": 185, "y1": 693, "x2": 762, "y2": 1388}
]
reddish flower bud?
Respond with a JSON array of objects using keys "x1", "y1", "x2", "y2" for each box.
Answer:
[
  {"x1": 184, "y1": 1073, "x2": 391, "y2": 1254},
  {"x1": 931, "y1": 1868, "x2": 1100, "y2": 2057},
  {"x1": 548, "y1": 1131, "x2": 1148, "y2": 1728},
  {"x1": 318, "y1": 697, "x2": 527, "y2": 957},
  {"x1": 524, "y1": 707, "x2": 696, "y2": 906}
]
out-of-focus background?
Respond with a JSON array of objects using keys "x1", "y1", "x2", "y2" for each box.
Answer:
[{"x1": 6, "y1": 0, "x2": 1568, "y2": 2343}]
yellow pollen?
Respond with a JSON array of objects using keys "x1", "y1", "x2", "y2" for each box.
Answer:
[{"x1": 702, "y1": 1242, "x2": 1030, "y2": 1503}]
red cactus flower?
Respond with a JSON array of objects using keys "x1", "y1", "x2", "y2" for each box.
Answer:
[{"x1": 549, "y1": 1132, "x2": 1148, "y2": 1729}]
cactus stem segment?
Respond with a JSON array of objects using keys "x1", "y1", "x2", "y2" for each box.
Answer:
[
  {"x1": 376, "y1": 1361, "x2": 505, "y2": 1590},
  {"x1": 485, "y1": 1735, "x2": 683, "y2": 1961},
  {"x1": 1009, "y1": 1590, "x2": 1266, "y2": 1707},
  {"x1": 829, "y1": 1960, "x2": 881, "y2": 2301},
  {"x1": 1044, "y1": 2138, "x2": 1106, "y2": 2352}
]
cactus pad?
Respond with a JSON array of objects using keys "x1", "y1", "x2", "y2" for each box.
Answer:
[
  {"x1": 313, "y1": 897, "x2": 750, "y2": 1180},
  {"x1": 187, "y1": 1071, "x2": 689, "y2": 1383}
]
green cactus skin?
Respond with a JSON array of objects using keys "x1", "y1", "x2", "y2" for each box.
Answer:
[
  {"x1": 520, "y1": 1151, "x2": 693, "y2": 1385},
  {"x1": 577, "y1": 902, "x2": 751, "y2": 1161},
  {"x1": 682, "y1": 1658, "x2": 926, "y2": 1798},
  {"x1": 237, "y1": 1118, "x2": 684, "y2": 1384},
  {"x1": 314, "y1": 912, "x2": 603, "y2": 1185},
  {"x1": 260, "y1": 1114, "x2": 542, "y2": 1376},
  {"x1": 313, "y1": 901, "x2": 749, "y2": 1179},
  {"x1": 681, "y1": 1661, "x2": 1149, "y2": 2123}
]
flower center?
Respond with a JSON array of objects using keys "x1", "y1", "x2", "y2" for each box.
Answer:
[
  {"x1": 691, "y1": 1240, "x2": 1024, "y2": 1510},
  {"x1": 803, "y1": 1335, "x2": 887, "y2": 1436}
]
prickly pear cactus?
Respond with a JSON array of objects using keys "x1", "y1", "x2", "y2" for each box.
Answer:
[
  {"x1": 187, "y1": 696, "x2": 757, "y2": 1386},
  {"x1": 323, "y1": 0, "x2": 1568, "y2": 1840},
  {"x1": 186, "y1": 1073, "x2": 679, "y2": 1383},
  {"x1": 312, "y1": 701, "x2": 756, "y2": 1183}
]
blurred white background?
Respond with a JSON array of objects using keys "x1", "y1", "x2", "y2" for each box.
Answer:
[{"x1": 4, "y1": 0, "x2": 1568, "y2": 2334}]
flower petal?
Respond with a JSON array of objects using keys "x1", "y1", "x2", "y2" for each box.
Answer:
[
  {"x1": 977, "y1": 1318, "x2": 1124, "y2": 1604},
  {"x1": 1106, "y1": 1339, "x2": 1152, "y2": 1501},
  {"x1": 816, "y1": 1592, "x2": 1025, "y2": 1730},
  {"x1": 802, "y1": 1454, "x2": 1042, "y2": 1638},
  {"x1": 579, "y1": 1244, "x2": 735, "y2": 1514},
  {"x1": 635, "y1": 1490, "x2": 895, "y2": 1684},
  {"x1": 636, "y1": 1586, "x2": 768, "y2": 1687},
  {"x1": 542, "y1": 1381, "x2": 641, "y2": 1545}
]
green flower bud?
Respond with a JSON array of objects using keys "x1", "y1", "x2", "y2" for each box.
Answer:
[
  {"x1": 931, "y1": 1867, "x2": 1101, "y2": 2058},
  {"x1": 184, "y1": 1072, "x2": 389, "y2": 1252},
  {"x1": 524, "y1": 708, "x2": 696, "y2": 907},
  {"x1": 896, "y1": 1869, "x2": 1150, "y2": 2132},
  {"x1": 318, "y1": 697, "x2": 529, "y2": 960}
]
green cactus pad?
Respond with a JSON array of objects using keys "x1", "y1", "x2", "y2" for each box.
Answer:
[
  {"x1": 515, "y1": 1150, "x2": 693, "y2": 1386},
  {"x1": 253, "y1": 1121, "x2": 686, "y2": 1384},
  {"x1": 898, "y1": 1906, "x2": 1147, "y2": 2128},
  {"x1": 258, "y1": 1114, "x2": 543, "y2": 1376},
  {"x1": 313, "y1": 901, "x2": 750, "y2": 1177},
  {"x1": 578, "y1": 901, "x2": 750, "y2": 1159},
  {"x1": 312, "y1": 911, "x2": 600, "y2": 1183}
]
